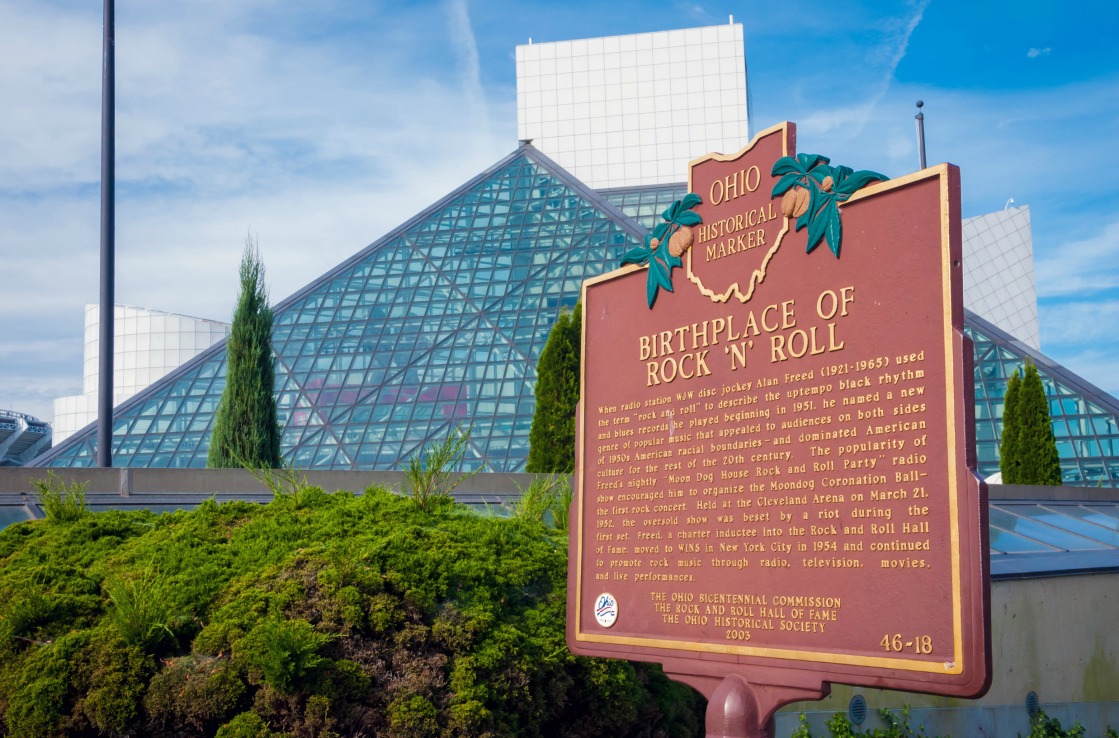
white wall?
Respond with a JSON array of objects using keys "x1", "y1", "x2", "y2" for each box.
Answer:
[
  {"x1": 963, "y1": 206, "x2": 1040, "y2": 350},
  {"x1": 517, "y1": 22, "x2": 749, "y2": 189}
]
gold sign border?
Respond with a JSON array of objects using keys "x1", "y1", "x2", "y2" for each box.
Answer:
[{"x1": 576, "y1": 163, "x2": 967, "y2": 676}]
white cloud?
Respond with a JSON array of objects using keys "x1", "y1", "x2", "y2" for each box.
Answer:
[
  {"x1": 1035, "y1": 221, "x2": 1119, "y2": 299},
  {"x1": 797, "y1": 1, "x2": 928, "y2": 140},
  {"x1": 1042, "y1": 346, "x2": 1119, "y2": 399},
  {"x1": 0, "y1": 0, "x2": 515, "y2": 422},
  {"x1": 446, "y1": 0, "x2": 487, "y2": 123},
  {"x1": 1027, "y1": 47, "x2": 1052, "y2": 59},
  {"x1": 1040, "y1": 299, "x2": 1119, "y2": 345}
]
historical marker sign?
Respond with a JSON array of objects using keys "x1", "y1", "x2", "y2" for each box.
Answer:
[{"x1": 568, "y1": 123, "x2": 989, "y2": 730}]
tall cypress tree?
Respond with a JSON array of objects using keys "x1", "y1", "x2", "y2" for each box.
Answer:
[
  {"x1": 1015, "y1": 361, "x2": 1062, "y2": 485},
  {"x1": 527, "y1": 302, "x2": 582, "y2": 473},
  {"x1": 999, "y1": 368, "x2": 1021, "y2": 482},
  {"x1": 208, "y1": 238, "x2": 282, "y2": 469},
  {"x1": 1000, "y1": 361, "x2": 1061, "y2": 485}
]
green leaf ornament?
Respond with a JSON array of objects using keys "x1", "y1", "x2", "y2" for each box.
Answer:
[
  {"x1": 770, "y1": 153, "x2": 887, "y2": 259},
  {"x1": 621, "y1": 193, "x2": 704, "y2": 308}
]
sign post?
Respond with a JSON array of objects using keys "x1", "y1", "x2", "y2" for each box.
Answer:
[{"x1": 569, "y1": 123, "x2": 990, "y2": 737}]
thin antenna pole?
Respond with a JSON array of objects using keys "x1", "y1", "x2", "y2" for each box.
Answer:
[
  {"x1": 97, "y1": 0, "x2": 115, "y2": 467},
  {"x1": 915, "y1": 100, "x2": 927, "y2": 171}
]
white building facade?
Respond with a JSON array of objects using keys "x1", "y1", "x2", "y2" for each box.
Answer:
[
  {"x1": 516, "y1": 21, "x2": 749, "y2": 189},
  {"x1": 961, "y1": 205, "x2": 1040, "y2": 350},
  {"x1": 52, "y1": 305, "x2": 230, "y2": 443}
]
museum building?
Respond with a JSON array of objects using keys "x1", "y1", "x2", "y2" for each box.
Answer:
[
  {"x1": 25, "y1": 22, "x2": 1114, "y2": 483},
  {"x1": 29, "y1": 138, "x2": 1119, "y2": 487}
]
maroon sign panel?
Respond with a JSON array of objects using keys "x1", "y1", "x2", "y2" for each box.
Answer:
[{"x1": 569, "y1": 123, "x2": 990, "y2": 707}]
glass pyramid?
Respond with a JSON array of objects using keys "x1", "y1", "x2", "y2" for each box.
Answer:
[
  {"x1": 35, "y1": 151, "x2": 1119, "y2": 486},
  {"x1": 37, "y1": 146, "x2": 644, "y2": 471},
  {"x1": 967, "y1": 312, "x2": 1119, "y2": 486},
  {"x1": 600, "y1": 183, "x2": 688, "y2": 231}
]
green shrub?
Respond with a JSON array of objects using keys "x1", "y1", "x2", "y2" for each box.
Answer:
[
  {"x1": 30, "y1": 471, "x2": 87, "y2": 523},
  {"x1": 403, "y1": 424, "x2": 480, "y2": 510},
  {"x1": 507, "y1": 473, "x2": 573, "y2": 531},
  {"x1": 793, "y1": 707, "x2": 942, "y2": 737},
  {"x1": 2, "y1": 629, "x2": 90, "y2": 737},
  {"x1": 1025, "y1": 709, "x2": 1086, "y2": 738},
  {"x1": 792, "y1": 708, "x2": 1114, "y2": 738},
  {"x1": 1000, "y1": 361, "x2": 1061, "y2": 485},
  {"x1": 0, "y1": 486, "x2": 703, "y2": 737},
  {"x1": 0, "y1": 589, "x2": 53, "y2": 651},
  {"x1": 208, "y1": 237, "x2": 281, "y2": 470},
  {"x1": 388, "y1": 694, "x2": 440, "y2": 737},
  {"x1": 75, "y1": 632, "x2": 153, "y2": 735},
  {"x1": 144, "y1": 654, "x2": 247, "y2": 734},
  {"x1": 102, "y1": 570, "x2": 176, "y2": 651},
  {"x1": 248, "y1": 464, "x2": 311, "y2": 499},
  {"x1": 238, "y1": 617, "x2": 335, "y2": 693},
  {"x1": 215, "y1": 711, "x2": 283, "y2": 738},
  {"x1": 551, "y1": 474, "x2": 574, "y2": 532},
  {"x1": 508, "y1": 473, "x2": 558, "y2": 523}
]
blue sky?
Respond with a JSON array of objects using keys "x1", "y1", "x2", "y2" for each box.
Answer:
[{"x1": 2, "y1": 0, "x2": 1118, "y2": 424}]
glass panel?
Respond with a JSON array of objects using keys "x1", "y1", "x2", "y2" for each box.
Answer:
[
  {"x1": 1064, "y1": 505, "x2": 1119, "y2": 531},
  {"x1": 989, "y1": 506, "x2": 1109, "y2": 551},
  {"x1": 1002, "y1": 503, "x2": 1119, "y2": 547},
  {"x1": 0, "y1": 507, "x2": 34, "y2": 530}
]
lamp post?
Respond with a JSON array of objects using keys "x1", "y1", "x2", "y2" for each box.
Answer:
[
  {"x1": 915, "y1": 100, "x2": 927, "y2": 170},
  {"x1": 97, "y1": 0, "x2": 115, "y2": 467}
]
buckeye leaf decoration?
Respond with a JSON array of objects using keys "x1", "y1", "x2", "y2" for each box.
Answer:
[
  {"x1": 621, "y1": 193, "x2": 703, "y2": 308},
  {"x1": 771, "y1": 154, "x2": 887, "y2": 258}
]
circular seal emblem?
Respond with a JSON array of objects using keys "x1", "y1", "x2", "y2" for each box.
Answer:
[{"x1": 594, "y1": 592, "x2": 618, "y2": 628}]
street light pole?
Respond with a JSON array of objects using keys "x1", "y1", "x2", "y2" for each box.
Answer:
[
  {"x1": 97, "y1": 0, "x2": 115, "y2": 467},
  {"x1": 915, "y1": 100, "x2": 927, "y2": 171}
]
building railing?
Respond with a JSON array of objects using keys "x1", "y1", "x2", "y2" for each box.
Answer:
[{"x1": 0, "y1": 409, "x2": 49, "y2": 426}]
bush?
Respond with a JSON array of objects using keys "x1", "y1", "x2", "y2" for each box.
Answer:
[
  {"x1": 0, "y1": 485, "x2": 703, "y2": 736},
  {"x1": 403, "y1": 425, "x2": 481, "y2": 511},
  {"x1": 103, "y1": 571, "x2": 176, "y2": 651},
  {"x1": 1025, "y1": 710, "x2": 1086, "y2": 738},
  {"x1": 509, "y1": 473, "x2": 572, "y2": 530},
  {"x1": 215, "y1": 711, "x2": 281, "y2": 738},
  {"x1": 238, "y1": 617, "x2": 335, "y2": 693},
  {"x1": 791, "y1": 707, "x2": 1108, "y2": 738},
  {"x1": 792, "y1": 707, "x2": 941, "y2": 737},
  {"x1": 30, "y1": 471, "x2": 87, "y2": 523},
  {"x1": 145, "y1": 654, "x2": 247, "y2": 735},
  {"x1": 208, "y1": 237, "x2": 281, "y2": 470}
]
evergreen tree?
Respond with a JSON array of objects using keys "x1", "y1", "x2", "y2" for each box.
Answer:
[
  {"x1": 526, "y1": 302, "x2": 582, "y2": 473},
  {"x1": 999, "y1": 368, "x2": 1021, "y2": 482},
  {"x1": 1000, "y1": 361, "x2": 1061, "y2": 485},
  {"x1": 208, "y1": 237, "x2": 282, "y2": 469},
  {"x1": 1015, "y1": 361, "x2": 1062, "y2": 484}
]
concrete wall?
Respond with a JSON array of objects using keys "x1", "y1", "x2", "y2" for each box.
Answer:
[
  {"x1": 0, "y1": 467, "x2": 545, "y2": 509},
  {"x1": 777, "y1": 572, "x2": 1119, "y2": 736},
  {"x1": 5, "y1": 473, "x2": 1099, "y2": 501}
]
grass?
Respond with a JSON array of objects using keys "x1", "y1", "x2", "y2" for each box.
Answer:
[{"x1": 30, "y1": 470, "x2": 87, "y2": 523}]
